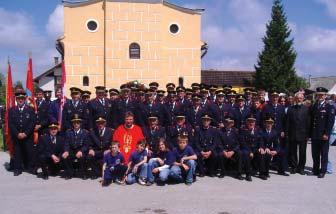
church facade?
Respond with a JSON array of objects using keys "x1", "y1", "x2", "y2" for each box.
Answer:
[{"x1": 59, "y1": 0, "x2": 205, "y2": 95}]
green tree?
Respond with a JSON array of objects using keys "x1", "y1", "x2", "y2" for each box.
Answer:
[{"x1": 254, "y1": 0, "x2": 305, "y2": 92}]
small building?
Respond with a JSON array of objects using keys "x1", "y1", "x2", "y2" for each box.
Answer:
[
  {"x1": 34, "y1": 58, "x2": 62, "y2": 98},
  {"x1": 201, "y1": 70, "x2": 255, "y2": 93},
  {"x1": 57, "y1": 0, "x2": 206, "y2": 96},
  {"x1": 308, "y1": 76, "x2": 336, "y2": 91}
]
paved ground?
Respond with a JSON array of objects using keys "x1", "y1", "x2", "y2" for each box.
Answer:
[{"x1": 0, "y1": 144, "x2": 335, "y2": 214}]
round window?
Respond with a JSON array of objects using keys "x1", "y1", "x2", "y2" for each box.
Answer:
[
  {"x1": 86, "y1": 19, "x2": 98, "y2": 32},
  {"x1": 169, "y1": 24, "x2": 179, "y2": 34}
]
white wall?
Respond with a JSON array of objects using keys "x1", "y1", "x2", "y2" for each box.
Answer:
[{"x1": 38, "y1": 77, "x2": 55, "y2": 98}]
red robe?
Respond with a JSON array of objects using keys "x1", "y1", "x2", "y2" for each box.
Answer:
[{"x1": 113, "y1": 124, "x2": 144, "y2": 163}]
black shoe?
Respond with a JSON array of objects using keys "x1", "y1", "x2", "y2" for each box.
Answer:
[
  {"x1": 13, "y1": 170, "x2": 22, "y2": 176},
  {"x1": 199, "y1": 173, "x2": 205, "y2": 177},
  {"x1": 246, "y1": 175, "x2": 252, "y2": 182},
  {"x1": 146, "y1": 181, "x2": 154, "y2": 186},
  {"x1": 290, "y1": 168, "x2": 296, "y2": 174},
  {"x1": 265, "y1": 173, "x2": 270, "y2": 178},
  {"x1": 260, "y1": 174, "x2": 267, "y2": 180},
  {"x1": 102, "y1": 180, "x2": 111, "y2": 187},
  {"x1": 218, "y1": 174, "x2": 225, "y2": 178},
  {"x1": 318, "y1": 173, "x2": 325, "y2": 178},
  {"x1": 278, "y1": 171, "x2": 289, "y2": 176},
  {"x1": 91, "y1": 174, "x2": 98, "y2": 180},
  {"x1": 42, "y1": 174, "x2": 49, "y2": 180},
  {"x1": 298, "y1": 169, "x2": 305, "y2": 175},
  {"x1": 236, "y1": 174, "x2": 244, "y2": 180},
  {"x1": 65, "y1": 175, "x2": 72, "y2": 180},
  {"x1": 208, "y1": 173, "x2": 215, "y2": 178}
]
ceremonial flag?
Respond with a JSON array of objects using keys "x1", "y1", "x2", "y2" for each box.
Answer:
[
  {"x1": 58, "y1": 61, "x2": 66, "y2": 125},
  {"x1": 5, "y1": 60, "x2": 15, "y2": 155},
  {"x1": 25, "y1": 54, "x2": 38, "y2": 144}
]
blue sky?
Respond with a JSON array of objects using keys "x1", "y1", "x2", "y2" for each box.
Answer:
[{"x1": 0, "y1": 0, "x2": 335, "y2": 83}]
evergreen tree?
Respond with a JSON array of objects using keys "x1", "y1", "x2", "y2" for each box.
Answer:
[{"x1": 254, "y1": 0, "x2": 306, "y2": 92}]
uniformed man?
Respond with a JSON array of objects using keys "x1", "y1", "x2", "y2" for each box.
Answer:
[
  {"x1": 166, "y1": 112, "x2": 193, "y2": 149},
  {"x1": 191, "y1": 83, "x2": 201, "y2": 94},
  {"x1": 218, "y1": 117, "x2": 243, "y2": 180},
  {"x1": 239, "y1": 115, "x2": 264, "y2": 181},
  {"x1": 156, "y1": 90, "x2": 166, "y2": 104},
  {"x1": 109, "y1": 88, "x2": 119, "y2": 101},
  {"x1": 186, "y1": 94, "x2": 207, "y2": 129},
  {"x1": 177, "y1": 86, "x2": 192, "y2": 111},
  {"x1": 227, "y1": 90, "x2": 237, "y2": 107},
  {"x1": 81, "y1": 90, "x2": 91, "y2": 104},
  {"x1": 35, "y1": 88, "x2": 50, "y2": 136},
  {"x1": 37, "y1": 121, "x2": 65, "y2": 180},
  {"x1": 62, "y1": 114, "x2": 91, "y2": 179},
  {"x1": 89, "y1": 86, "x2": 113, "y2": 129},
  {"x1": 185, "y1": 88, "x2": 193, "y2": 101},
  {"x1": 208, "y1": 85, "x2": 218, "y2": 103},
  {"x1": 244, "y1": 88, "x2": 254, "y2": 107},
  {"x1": 232, "y1": 95, "x2": 251, "y2": 129},
  {"x1": 261, "y1": 116, "x2": 285, "y2": 179},
  {"x1": 311, "y1": 87, "x2": 335, "y2": 178},
  {"x1": 209, "y1": 89, "x2": 232, "y2": 128},
  {"x1": 43, "y1": 90, "x2": 52, "y2": 105},
  {"x1": 48, "y1": 87, "x2": 63, "y2": 125},
  {"x1": 193, "y1": 114, "x2": 220, "y2": 177},
  {"x1": 166, "y1": 83, "x2": 176, "y2": 93},
  {"x1": 164, "y1": 90, "x2": 183, "y2": 126},
  {"x1": 62, "y1": 87, "x2": 90, "y2": 132},
  {"x1": 141, "y1": 114, "x2": 166, "y2": 156},
  {"x1": 9, "y1": 90, "x2": 37, "y2": 176},
  {"x1": 200, "y1": 87, "x2": 212, "y2": 109},
  {"x1": 113, "y1": 86, "x2": 136, "y2": 128},
  {"x1": 87, "y1": 116, "x2": 113, "y2": 179},
  {"x1": 250, "y1": 98, "x2": 263, "y2": 128}
]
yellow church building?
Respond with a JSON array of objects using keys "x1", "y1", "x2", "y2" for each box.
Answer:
[{"x1": 57, "y1": 0, "x2": 205, "y2": 95}]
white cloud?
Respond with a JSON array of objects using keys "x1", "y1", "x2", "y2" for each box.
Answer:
[
  {"x1": 298, "y1": 26, "x2": 336, "y2": 53},
  {"x1": 46, "y1": 5, "x2": 64, "y2": 40},
  {"x1": 0, "y1": 5, "x2": 63, "y2": 83},
  {"x1": 317, "y1": 0, "x2": 336, "y2": 19}
]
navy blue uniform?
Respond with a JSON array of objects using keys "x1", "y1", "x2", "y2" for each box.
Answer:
[
  {"x1": 193, "y1": 126, "x2": 220, "y2": 175},
  {"x1": 113, "y1": 98, "x2": 136, "y2": 128},
  {"x1": 218, "y1": 127, "x2": 242, "y2": 175},
  {"x1": 239, "y1": 127, "x2": 263, "y2": 175},
  {"x1": 261, "y1": 129, "x2": 282, "y2": 175},
  {"x1": 37, "y1": 134, "x2": 64, "y2": 175},
  {"x1": 89, "y1": 98, "x2": 113, "y2": 129},
  {"x1": 63, "y1": 129, "x2": 91, "y2": 177},
  {"x1": 185, "y1": 105, "x2": 207, "y2": 129},
  {"x1": 62, "y1": 100, "x2": 89, "y2": 132},
  {"x1": 142, "y1": 126, "x2": 166, "y2": 155},
  {"x1": 310, "y1": 101, "x2": 335, "y2": 174},
  {"x1": 48, "y1": 98, "x2": 61, "y2": 123},
  {"x1": 36, "y1": 99, "x2": 50, "y2": 135},
  {"x1": 87, "y1": 127, "x2": 114, "y2": 176},
  {"x1": 209, "y1": 102, "x2": 232, "y2": 127},
  {"x1": 136, "y1": 101, "x2": 165, "y2": 127},
  {"x1": 262, "y1": 104, "x2": 286, "y2": 133},
  {"x1": 166, "y1": 123, "x2": 193, "y2": 149},
  {"x1": 164, "y1": 101, "x2": 184, "y2": 126},
  {"x1": 232, "y1": 106, "x2": 251, "y2": 129},
  {"x1": 9, "y1": 105, "x2": 37, "y2": 172}
]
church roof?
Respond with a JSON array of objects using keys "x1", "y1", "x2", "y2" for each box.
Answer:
[{"x1": 62, "y1": 0, "x2": 204, "y2": 14}]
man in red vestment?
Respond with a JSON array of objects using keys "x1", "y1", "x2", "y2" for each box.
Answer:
[{"x1": 113, "y1": 111, "x2": 144, "y2": 163}]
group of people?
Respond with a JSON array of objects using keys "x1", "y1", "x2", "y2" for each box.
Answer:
[{"x1": 7, "y1": 81, "x2": 335, "y2": 186}]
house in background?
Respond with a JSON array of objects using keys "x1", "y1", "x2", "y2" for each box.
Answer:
[
  {"x1": 308, "y1": 76, "x2": 336, "y2": 92},
  {"x1": 34, "y1": 57, "x2": 62, "y2": 98},
  {"x1": 57, "y1": 0, "x2": 206, "y2": 96}
]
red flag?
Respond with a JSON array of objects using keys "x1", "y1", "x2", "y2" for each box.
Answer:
[
  {"x1": 25, "y1": 54, "x2": 38, "y2": 144},
  {"x1": 58, "y1": 61, "x2": 66, "y2": 126},
  {"x1": 5, "y1": 60, "x2": 15, "y2": 156}
]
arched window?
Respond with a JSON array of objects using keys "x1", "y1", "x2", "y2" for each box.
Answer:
[
  {"x1": 129, "y1": 43, "x2": 140, "y2": 59},
  {"x1": 83, "y1": 76, "x2": 89, "y2": 86}
]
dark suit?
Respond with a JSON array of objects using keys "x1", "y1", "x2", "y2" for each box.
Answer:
[
  {"x1": 9, "y1": 105, "x2": 37, "y2": 172},
  {"x1": 186, "y1": 105, "x2": 207, "y2": 129},
  {"x1": 218, "y1": 128, "x2": 242, "y2": 175},
  {"x1": 232, "y1": 106, "x2": 251, "y2": 129},
  {"x1": 310, "y1": 101, "x2": 335, "y2": 174},
  {"x1": 135, "y1": 101, "x2": 165, "y2": 127},
  {"x1": 286, "y1": 104, "x2": 310, "y2": 171},
  {"x1": 37, "y1": 134, "x2": 64, "y2": 175},
  {"x1": 87, "y1": 127, "x2": 113, "y2": 176},
  {"x1": 63, "y1": 129, "x2": 91, "y2": 177},
  {"x1": 261, "y1": 129, "x2": 281, "y2": 174},
  {"x1": 62, "y1": 100, "x2": 89, "y2": 132},
  {"x1": 166, "y1": 123, "x2": 193, "y2": 149},
  {"x1": 142, "y1": 126, "x2": 166, "y2": 154},
  {"x1": 112, "y1": 98, "x2": 136, "y2": 128},
  {"x1": 193, "y1": 126, "x2": 220, "y2": 175},
  {"x1": 209, "y1": 102, "x2": 232, "y2": 127},
  {"x1": 36, "y1": 99, "x2": 50, "y2": 135},
  {"x1": 89, "y1": 98, "x2": 113, "y2": 129}
]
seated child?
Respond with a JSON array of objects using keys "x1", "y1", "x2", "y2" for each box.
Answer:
[
  {"x1": 125, "y1": 140, "x2": 148, "y2": 185},
  {"x1": 169, "y1": 133, "x2": 197, "y2": 185},
  {"x1": 101, "y1": 142, "x2": 127, "y2": 186}
]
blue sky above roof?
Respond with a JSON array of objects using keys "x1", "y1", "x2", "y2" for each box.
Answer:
[{"x1": 0, "y1": 0, "x2": 335, "y2": 83}]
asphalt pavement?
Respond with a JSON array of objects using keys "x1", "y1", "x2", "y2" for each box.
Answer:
[{"x1": 0, "y1": 144, "x2": 335, "y2": 214}]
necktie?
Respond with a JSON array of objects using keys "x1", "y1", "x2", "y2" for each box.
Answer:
[
  {"x1": 51, "y1": 136, "x2": 56, "y2": 144},
  {"x1": 99, "y1": 129, "x2": 103, "y2": 137},
  {"x1": 101, "y1": 99, "x2": 105, "y2": 106}
]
